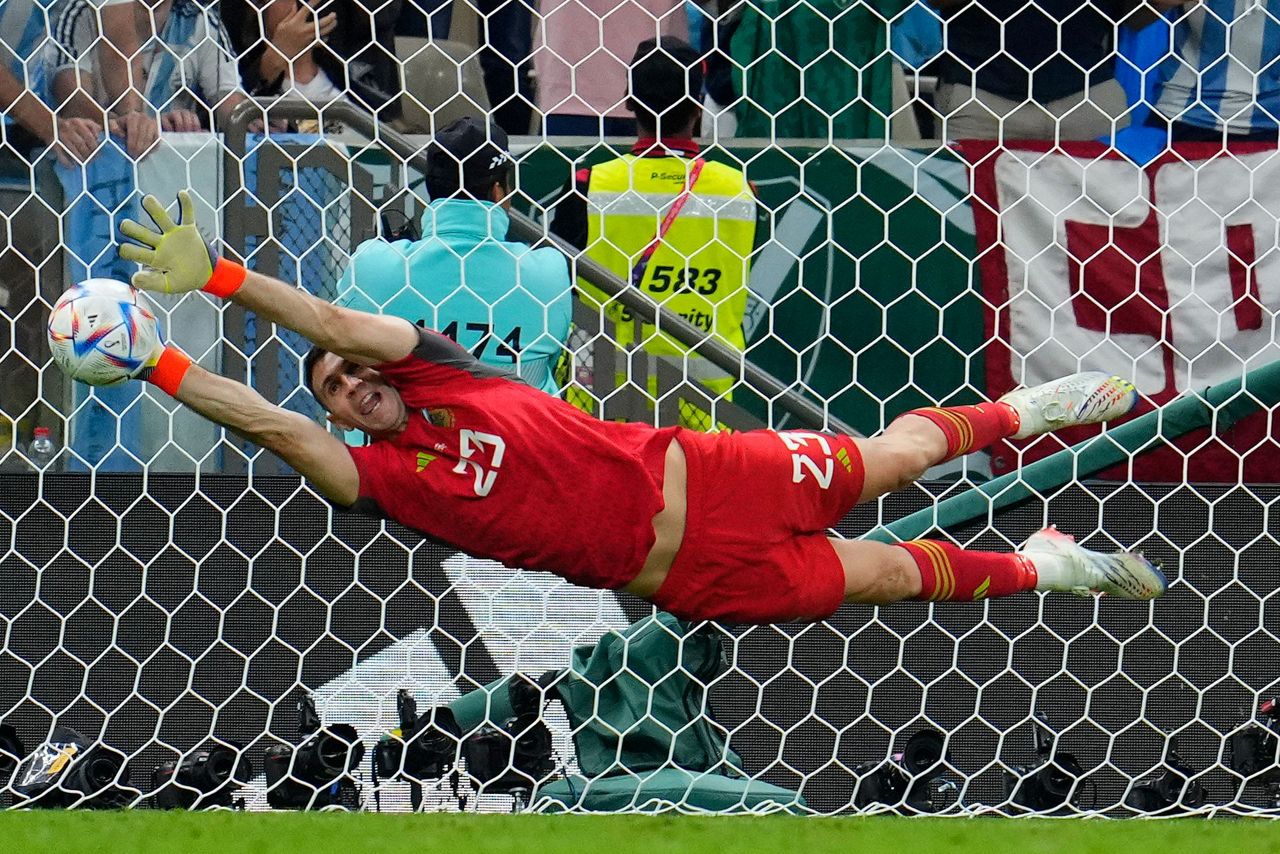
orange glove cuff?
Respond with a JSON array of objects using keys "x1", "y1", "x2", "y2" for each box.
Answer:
[
  {"x1": 203, "y1": 257, "x2": 247, "y2": 298},
  {"x1": 146, "y1": 346, "x2": 192, "y2": 396}
]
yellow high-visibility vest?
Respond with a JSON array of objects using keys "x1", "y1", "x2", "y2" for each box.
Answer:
[{"x1": 582, "y1": 152, "x2": 757, "y2": 386}]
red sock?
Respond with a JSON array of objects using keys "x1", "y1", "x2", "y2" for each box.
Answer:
[
  {"x1": 899, "y1": 403, "x2": 1019, "y2": 461},
  {"x1": 896, "y1": 540, "x2": 1037, "y2": 602}
]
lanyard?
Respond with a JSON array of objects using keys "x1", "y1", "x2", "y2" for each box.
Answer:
[{"x1": 629, "y1": 157, "x2": 707, "y2": 288}]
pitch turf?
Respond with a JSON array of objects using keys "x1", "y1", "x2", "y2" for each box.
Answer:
[{"x1": 2, "y1": 811, "x2": 1278, "y2": 853}]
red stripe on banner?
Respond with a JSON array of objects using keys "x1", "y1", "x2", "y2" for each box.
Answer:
[
  {"x1": 958, "y1": 139, "x2": 1016, "y2": 421},
  {"x1": 1065, "y1": 218, "x2": 1167, "y2": 338},
  {"x1": 1226, "y1": 223, "x2": 1262, "y2": 331}
]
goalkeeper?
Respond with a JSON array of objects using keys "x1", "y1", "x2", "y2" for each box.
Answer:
[{"x1": 117, "y1": 193, "x2": 1166, "y2": 624}]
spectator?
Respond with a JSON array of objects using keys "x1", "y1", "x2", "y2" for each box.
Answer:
[
  {"x1": 0, "y1": 1, "x2": 101, "y2": 165},
  {"x1": 95, "y1": 0, "x2": 158, "y2": 158},
  {"x1": 0, "y1": 1, "x2": 99, "y2": 450},
  {"x1": 395, "y1": 0, "x2": 452, "y2": 40},
  {"x1": 471, "y1": 0, "x2": 536, "y2": 136},
  {"x1": 1146, "y1": 0, "x2": 1280, "y2": 142},
  {"x1": 731, "y1": 0, "x2": 907, "y2": 140},
  {"x1": 220, "y1": 0, "x2": 403, "y2": 121},
  {"x1": 536, "y1": 0, "x2": 687, "y2": 137},
  {"x1": 695, "y1": 0, "x2": 745, "y2": 140},
  {"x1": 550, "y1": 37, "x2": 757, "y2": 430},
  {"x1": 52, "y1": 0, "x2": 250, "y2": 135},
  {"x1": 928, "y1": 0, "x2": 1155, "y2": 140},
  {"x1": 336, "y1": 116, "x2": 572, "y2": 397}
]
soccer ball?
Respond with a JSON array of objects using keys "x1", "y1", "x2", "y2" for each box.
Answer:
[{"x1": 47, "y1": 278, "x2": 161, "y2": 386}]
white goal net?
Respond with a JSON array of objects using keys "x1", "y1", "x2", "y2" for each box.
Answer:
[{"x1": 1, "y1": 0, "x2": 1279, "y2": 817}]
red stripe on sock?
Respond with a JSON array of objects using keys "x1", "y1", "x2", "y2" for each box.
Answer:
[
  {"x1": 896, "y1": 540, "x2": 1037, "y2": 602},
  {"x1": 900, "y1": 403, "x2": 1019, "y2": 462}
]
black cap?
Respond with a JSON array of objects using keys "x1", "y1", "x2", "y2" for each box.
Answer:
[
  {"x1": 628, "y1": 37, "x2": 704, "y2": 124},
  {"x1": 425, "y1": 116, "x2": 513, "y2": 199}
]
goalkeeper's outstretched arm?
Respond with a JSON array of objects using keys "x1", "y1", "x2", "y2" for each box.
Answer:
[
  {"x1": 118, "y1": 191, "x2": 419, "y2": 367},
  {"x1": 143, "y1": 350, "x2": 359, "y2": 505}
]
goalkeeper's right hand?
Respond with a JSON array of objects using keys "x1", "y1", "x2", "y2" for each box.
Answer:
[{"x1": 118, "y1": 191, "x2": 218, "y2": 294}]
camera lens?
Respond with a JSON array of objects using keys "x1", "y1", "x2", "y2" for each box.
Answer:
[
  {"x1": 199, "y1": 749, "x2": 235, "y2": 788},
  {"x1": 315, "y1": 734, "x2": 350, "y2": 775},
  {"x1": 901, "y1": 729, "x2": 945, "y2": 775},
  {"x1": 82, "y1": 755, "x2": 119, "y2": 789},
  {"x1": 1124, "y1": 784, "x2": 1165, "y2": 812},
  {"x1": 1041, "y1": 762, "x2": 1075, "y2": 798}
]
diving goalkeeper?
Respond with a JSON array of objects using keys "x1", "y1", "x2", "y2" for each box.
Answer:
[{"x1": 117, "y1": 193, "x2": 1166, "y2": 624}]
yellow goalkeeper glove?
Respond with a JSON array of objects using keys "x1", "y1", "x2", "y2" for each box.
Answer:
[{"x1": 118, "y1": 191, "x2": 218, "y2": 294}]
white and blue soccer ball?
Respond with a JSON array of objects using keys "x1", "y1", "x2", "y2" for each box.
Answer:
[{"x1": 47, "y1": 278, "x2": 161, "y2": 386}]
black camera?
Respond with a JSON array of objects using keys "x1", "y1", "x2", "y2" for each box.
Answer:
[
  {"x1": 11, "y1": 726, "x2": 134, "y2": 809},
  {"x1": 1002, "y1": 713, "x2": 1085, "y2": 813},
  {"x1": 1124, "y1": 737, "x2": 1207, "y2": 815},
  {"x1": 374, "y1": 689, "x2": 461, "y2": 782},
  {"x1": 854, "y1": 727, "x2": 951, "y2": 813},
  {"x1": 460, "y1": 674, "x2": 556, "y2": 803},
  {"x1": 371, "y1": 689, "x2": 462, "y2": 811},
  {"x1": 0, "y1": 723, "x2": 23, "y2": 785},
  {"x1": 372, "y1": 677, "x2": 555, "y2": 811},
  {"x1": 264, "y1": 693, "x2": 365, "y2": 810},
  {"x1": 1227, "y1": 697, "x2": 1280, "y2": 805},
  {"x1": 152, "y1": 743, "x2": 252, "y2": 810}
]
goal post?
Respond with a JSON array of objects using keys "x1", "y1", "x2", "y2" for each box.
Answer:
[{"x1": 868, "y1": 360, "x2": 1280, "y2": 545}]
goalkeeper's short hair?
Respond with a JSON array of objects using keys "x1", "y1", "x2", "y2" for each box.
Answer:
[{"x1": 302, "y1": 344, "x2": 327, "y2": 401}]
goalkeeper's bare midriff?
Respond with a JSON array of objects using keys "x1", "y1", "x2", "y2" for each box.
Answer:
[{"x1": 623, "y1": 439, "x2": 687, "y2": 598}]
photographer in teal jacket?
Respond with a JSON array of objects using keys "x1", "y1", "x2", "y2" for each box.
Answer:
[{"x1": 336, "y1": 116, "x2": 572, "y2": 397}]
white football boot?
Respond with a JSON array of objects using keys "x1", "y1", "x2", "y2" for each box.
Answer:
[
  {"x1": 1019, "y1": 526, "x2": 1167, "y2": 600},
  {"x1": 998, "y1": 372, "x2": 1139, "y2": 440}
]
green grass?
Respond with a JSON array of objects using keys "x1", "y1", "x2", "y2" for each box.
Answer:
[{"x1": 2, "y1": 811, "x2": 1277, "y2": 854}]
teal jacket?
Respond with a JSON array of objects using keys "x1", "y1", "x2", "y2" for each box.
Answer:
[{"x1": 337, "y1": 200, "x2": 573, "y2": 395}]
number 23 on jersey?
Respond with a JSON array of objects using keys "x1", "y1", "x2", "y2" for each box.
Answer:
[{"x1": 453, "y1": 429, "x2": 506, "y2": 497}]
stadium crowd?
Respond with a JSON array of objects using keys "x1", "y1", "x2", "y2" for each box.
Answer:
[{"x1": 1, "y1": 0, "x2": 1278, "y2": 459}]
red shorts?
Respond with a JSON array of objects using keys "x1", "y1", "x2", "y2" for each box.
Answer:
[{"x1": 651, "y1": 429, "x2": 865, "y2": 623}]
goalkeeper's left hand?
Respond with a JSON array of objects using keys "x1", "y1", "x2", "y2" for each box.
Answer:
[{"x1": 119, "y1": 191, "x2": 218, "y2": 294}]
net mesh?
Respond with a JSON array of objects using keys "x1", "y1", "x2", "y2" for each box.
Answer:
[{"x1": 1, "y1": 0, "x2": 1278, "y2": 816}]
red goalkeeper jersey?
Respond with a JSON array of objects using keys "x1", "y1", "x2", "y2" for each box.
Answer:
[{"x1": 345, "y1": 330, "x2": 680, "y2": 589}]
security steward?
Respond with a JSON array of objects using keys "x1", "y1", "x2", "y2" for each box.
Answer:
[{"x1": 551, "y1": 37, "x2": 758, "y2": 431}]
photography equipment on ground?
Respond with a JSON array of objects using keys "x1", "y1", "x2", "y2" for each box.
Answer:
[
  {"x1": 0, "y1": 723, "x2": 22, "y2": 785},
  {"x1": 1123, "y1": 736, "x2": 1207, "y2": 815},
  {"x1": 151, "y1": 742, "x2": 252, "y2": 810},
  {"x1": 371, "y1": 688, "x2": 462, "y2": 811},
  {"x1": 460, "y1": 673, "x2": 556, "y2": 807},
  {"x1": 1001, "y1": 713, "x2": 1086, "y2": 813},
  {"x1": 853, "y1": 727, "x2": 952, "y2": 813},
  {"x1": 263, "y1": 693, "x2": 364, "y2": 810},
  {"x1": 1227, "y1": 697, "x2": 1280, "y2": 806},
  {"x1": 11, "y1": 726, "x2": 133, "y2": 808}
]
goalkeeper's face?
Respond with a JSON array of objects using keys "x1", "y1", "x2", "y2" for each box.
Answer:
[{"x1": 310, "y1": 352, "x2": 408, "y2": 437}]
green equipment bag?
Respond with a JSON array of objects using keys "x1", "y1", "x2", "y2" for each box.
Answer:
[{"x1": 450, "y1": 613, "x2": 805, "y2": 813}]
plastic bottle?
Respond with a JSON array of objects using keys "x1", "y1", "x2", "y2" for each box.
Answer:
[{"x1": 27, "y1": 427, "x2": 57, "y2": 470}]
